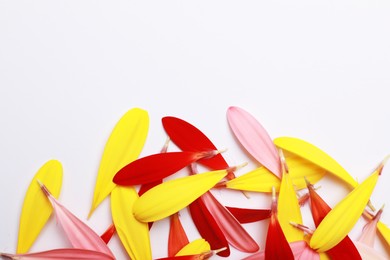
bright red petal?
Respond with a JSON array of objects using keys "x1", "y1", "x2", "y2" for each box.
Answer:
[
  {"x1": 168, "y1": 213, "x2": 190, "y2": 257},
  {"x1": 189, "y1": 198, "x2": 230, "y2": 257},
  {"x1": 225, "y1": 206, "x2": 270, "y2": 224},
  {"x1": 100, "y1": 224, "x2": 116, "y2": 244},
  {"x1": 113, "y1": 151, "x2": 212, "y2": 185}
]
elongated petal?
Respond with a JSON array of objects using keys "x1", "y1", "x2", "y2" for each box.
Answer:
[
  {"x1": 307, "y1": 183, "x2": 361, "y2": 259},
  {"x1": 277, "y1": 171, "x2": 304, "y2": 242},
  {"x1": 162, "y1": 116, "x2": 231, "y2": 173},
  {"x1": 39, "y1": 183, "x2": 114, "y2": 258},
  {"x1": 133, "y1": 170, "x2": 227, "y2": 222},
  {"x1": 225, "y1": 206, "x2": 270, "y2": 223},
  {"x1": 89, "y1": 108, "x2": 149, "y2": 217},
  {"x1": 0, "y1": 249, "x2": 114, "y2": 260},
  {"x1": 114, "y1": 151, "x2": 214, "y2": 186},
  {"x1": 175, "y1": 239, "x2": 210, "y2": 256},
  {"x1": 189, "y1": 198, "x2": 230, "y2": 257},
  {"x1": 225, "y1": 167, "x2": 280, "y2": 192},
  {"x1": 17, "y1": 160, "x2": 63, "y2": 253},
  {"x1": 377, "y1": 222, "x2": 390, "y2": 248},
  {"x1": 274, "y1": 137, "x2": 357, "y2": 188},
  {"x1": 201, "y1": 191, "x2": 259, "y2": 253},
  {"x1": 358, "y1": 208, "x2": 383, "y2": 247},
  {"x1": 227, "y1": 106, "x2": 281, "y2": 177},
  {"x1": 355, "y1": 242, "x2": 387, "y2": 260},
  {"x1": 169, "y1": 213, "x2": 189, "y2": 257},
  {"x1": 100, "y1": 224, "x2": 116, "y2": 244},
  {"x1": 111, "y1": 186, "x2": 152, "y2": 260},
  {"x1": 310, "y1": 165, "x2": 382, "y2": 252}
]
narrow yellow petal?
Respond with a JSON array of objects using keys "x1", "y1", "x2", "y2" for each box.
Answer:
[
  {"x1": 133, "y1": 170, "x2": 227, "y2": 222},
  {"x1": 377, "y1": 221, "x2": 390, "y2": 249},
  {"x1": 274, "y1": 137, "x2": 357, "y2": 188},
  {"x1": 277, "y1": 171, "x2": 304, "y2": 242},
  {"x1": 17, "y1": 160, "x2": 63, "y2": 253},
  {"x1": 111, "y1": 186, "x2": 152, "y2": 260},
  {"x1": 319, "y1": 252, "x2": 331, "y2": 260},
  {"x1": 310, "y1": 168, "x2": 380, "y2": 252},
  {"x1": 225, "y1": 167, "x2": 280, "y2": 192},
  {"x1": 89, "y1": 108, "x2": 149, "y2": 217},
  {"x1": 175, "y1": 238, "x2": 210, "y2": 256}
]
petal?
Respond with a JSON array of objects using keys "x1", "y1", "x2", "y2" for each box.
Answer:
[
  {"x1": 162, "y1": 116, "x2": 231, "y2": 176},
  {"x1": 113, "y1": 151, "x2": 215, "y2": 185},
  {"x1": 310, "y1": 164, "x2": 382, "y2": 252},
  {"x1": 225, "y1": 206, "x2": 270, "y2": 224},
  {"x1": 100, "y1": 224, "x2": 116, "y2": 244},
  {"x1": 227, "y1": 106, "x2": 281, "y2": 177},
  {"x1": 274, "y1": 137, "x2": 357, "y2": 188},
  {"x1": 188, "y1": 198, "x2": 230, "y2": 257},
  {"x1": 89, "y1": 108, "x2": 149, "y2": 217},
  {"x1": 111, "y1": 186, "x2": 152, "y2": 260},
  {"x1": 1, "y1": 248, "x2": 114, "y2": 260},
  {"x1": 225, "y1": 167, "x2": 280, "y2": 192},
  {"x1": 17, "y1": 160, "x2": 63, "y2": 253},
  {"x1": 169, "y1": 213, "x2": 190, "y2": 257},
  {"x1": 133, "y1": 170, "x2": 227, "y2": 222},
  {"x1": 39, "y1": 183, "x2": 114, "y2": 258},
  {"x1": 175, "y1": 238, "x2": 210, "y2": 256},
  {"x1": 201, "y1": 191, "x2": 259, "y2": 253},
  {"x1": 355, "y1": 242, "x2": 387, "y2": 260}
]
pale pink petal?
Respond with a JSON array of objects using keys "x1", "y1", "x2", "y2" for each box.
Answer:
[
  {"x1": 0, "y1": 248, "x2": 114, "y2": 260},
  {"x1": 227, "y1": 106, "x2": 281, "y2": 178}
]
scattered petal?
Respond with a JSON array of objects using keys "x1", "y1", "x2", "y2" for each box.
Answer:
[
  {"x1": 17, "y1": 160, "x2": 63, "y2": 253},
  {"x1": 310, "y1": 161, "x2": 383, "y2": 252},
  {"x1": 227, "y1": 106, "x2": 281, "y2": 177},
  {"x1": 169, "y1": 213, "x2": 190, "y2": 257},
  {"x1": 113, "y1": 151, "x2": 217, "y2": 186},
  {"x1": 111, "y1": 186, "x2": 152, "y2": 260},
  {"x1": 0, "y1": 248, "x2": 114, "y2": 260},
  {"x1": 39, "y1": 183, "x2": 114, "y2": 258},
  {"x1": 225, "y1": 206, "x2": 270, "y2": 224},
  {"x1": 201, "y1": 191, "x2": 259, "y2": 253},
  {"x1": 89, "y1": 108, "x2": 149, "y2": 217},
  {"x1": 100, "y1": 223, "x2": 116, "y2": 244},
  {"x1": 175, "y1": 238, "x2": 210, "y2": 256},
  {"x1": 133, "y1": 170, "x2": 227, "y2": 222}
]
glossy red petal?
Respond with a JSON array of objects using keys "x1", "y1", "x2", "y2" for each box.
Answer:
[
  {"x1": 168, "y1": 213, "x2": 190, "y2": 257},
  {"x1": 100, "y1": 224, "x2": 116, "y2": 244},
  {"x1": 113, "y1": 151, "x2": 213, "y2": 185},
  {"x1": 189, "y1": 198, "x2": 230, "y2": 257},
  {"x1": 162, "y1": 117, "x2": 232, "y2": 176},
  {"x1": 307, "y1": 183, "x2": 361, "y2": 259},
  {"x1": 225, "y1": 206, "x2": 271, "y2": 224}
]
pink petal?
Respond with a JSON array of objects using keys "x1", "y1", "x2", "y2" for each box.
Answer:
[
  {"x1": 0, "y1": 248, "x2": 114, "y2": 260},
  {"x1": 227, "y1": 106, "x2": 281, "y2": 178}
]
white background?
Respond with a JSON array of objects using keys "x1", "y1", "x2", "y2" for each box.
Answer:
[{"x1": 1, "y1": 1, "x2": 390, "y2": 259}]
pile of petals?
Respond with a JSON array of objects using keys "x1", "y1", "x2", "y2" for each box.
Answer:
[{"x1": 2, "y1": 106, "x2": 390, "y2": 260}]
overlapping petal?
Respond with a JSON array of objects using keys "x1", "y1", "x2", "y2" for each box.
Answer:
[{"x1": 0, "y1": 248, "x2": 114, "y2": 260}]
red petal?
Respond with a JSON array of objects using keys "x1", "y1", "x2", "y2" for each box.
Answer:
[
  {"x1": 225, "y1": 206, "x2": 271, "y2": 224},
  {"x1": 168, "y1": 213, "x2": 190, "y2": 257},
  {"x1": 189, "y1": 198, "x2": 230, "y2": 257},
  {"x1": 100, "y1": 224, "x2": 116, "y2": 244},
  {"x1": 113, "y1": 151, "x2": 212, "y2": 185},
  {"x1": 265, "y1": 213, "x2": 294, "y2": 260},
  {"x1": 162, "y1": 117, "x2": 233, "y2": 177},
  {"x1": 308, "y1": 184, "x2": 361, "y2": 259}
]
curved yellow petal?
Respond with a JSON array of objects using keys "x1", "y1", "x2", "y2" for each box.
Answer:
[
  {"x1": 17, "y1": 160, "x2": 63, "y2": 253},
  {"x1": 319, "y1": 252, "x2": 331, "y2": 260},
  {"x1": 277, "y1": 171, "x2": 304, "y2": 242},
  {"x1": 133, "y1": 170, "x2": 227, "y2": 222},
  {"x1": 310, "y1": 167, "x2": 381, "y2": 252},
  {"x1": 225, "y1": 167, "x2": 280, "y2": 192},
  {"x1": 175, "y1": 238, "x2": 210, "y2": 256},
  {"x1": 377, "y1": 221, "x2": 390, "y2": 248},
  {"x1": 111, "y1": 186, "x2": 152, "y2": 260},
  {"x1": 89, "y1": 108, "x2": 149, "y2": 217},
  {"x1": 274, "y1": 137, "x2": 357, "y2": 188}
]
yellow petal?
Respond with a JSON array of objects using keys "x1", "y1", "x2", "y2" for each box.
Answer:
[
  {"x1": 175, "y1": 238, "x2": 211, "y2": 256},
  {"x1": 310, "y1": 167, "x2": 381, "y2": 252},
  {"x1": 319, "y1": 252, "x2": 331, "y2": 260},
  {"x1": 277, "y1": 171, "x2": 304, "y2": 242},
  {"x1": 89, "y1": 108, "x2": 149, "y2": 217},
  {"x1": 133, "y1": 170, "x2": 227, "y2": 222},
  {"x1": 111, "y1": 186, "x2": 152, "y2": 260},
  {"x1": 377, "y1": 221, "x2": 390, "y2": 249},
  {"x1": 274, "y1": 137, "x2": 357, "y2": 188},
  {"x1": 225, "y1": 167, "x2": 280, "y2": 192},
  {"x1": 17, "y1": 160, "x2": 63, "y2": 253}
]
